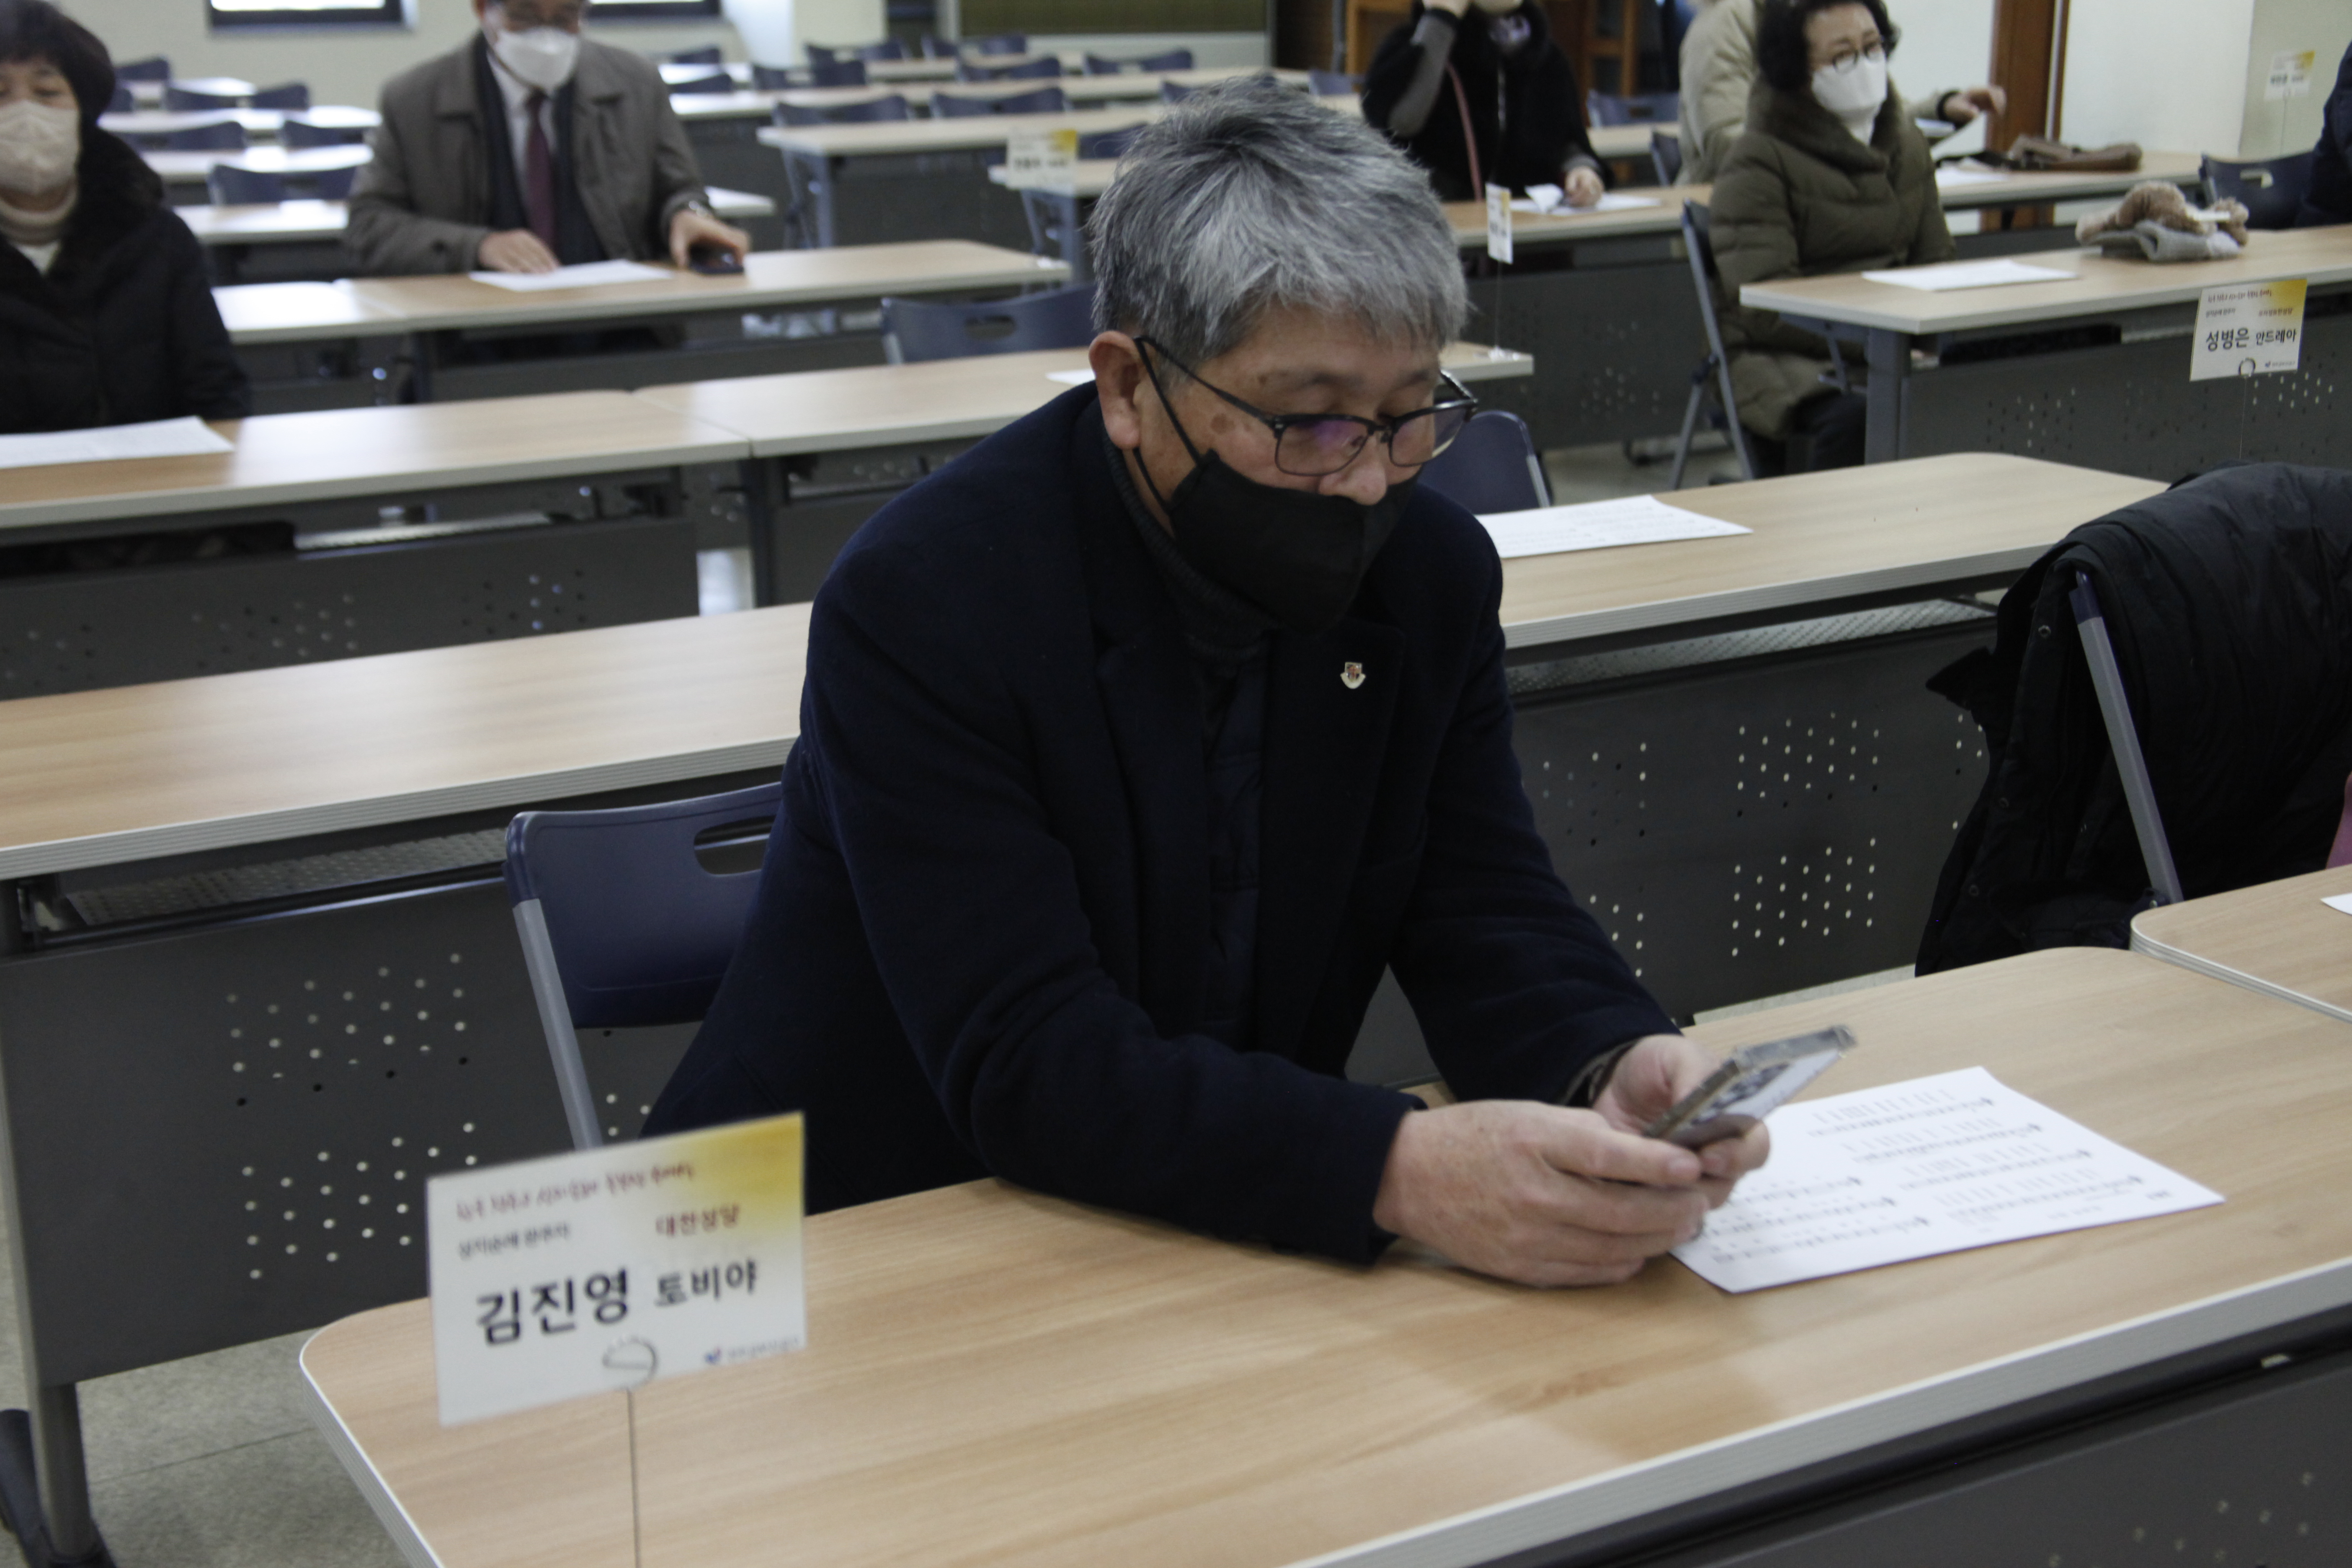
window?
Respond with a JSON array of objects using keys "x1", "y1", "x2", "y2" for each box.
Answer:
[
  {"x1": 207, "y1": 0, "x2": 405, "y2": 28},
  {"x1": 586, "y1": 0, "x2": 722, "y2": 18}
]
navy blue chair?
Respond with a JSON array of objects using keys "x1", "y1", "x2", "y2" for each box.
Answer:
[
  {"x1": 1588, "y1": 90, "x2": 1679, "y2": 126},
  {"x1": 166, "y1": 83, "x2": 245, "y2": 112},
  {"x1": 881, "y1": 282, "x2": 1098, "y2": 363},
  {"x1": 809, "y1": 58, "x2": 869, "y2": 88},
  {"x1": 106, "y1": 84, "x2": 132, "y2": 114},
  {"x1": 992, "y1": 85, "x2": 1068, "y2": 116},
  {"x1": 1082, "y1": 53, "x2": 1127, "y2": 75},
  {"x1": 282, "y1": 114, "x2": 367, "y2": 147},
  {"x1": 928, "y1": 89, "x2": 998, "y2": 119},
  {"x1": 1136, "y1": 49, "x2": 1194, "y2": 72},
  {"x1": 1160, "y1": 80, "x2": 1198, "y2": 104},
  {"x1": 1651, "y1": 124, "x2": 1683, "y2": 186},
  {"x1": 309, "y1": 165, "x2": 359, "y2": 200},
  {"x1": 207, "y1": 164, "x2": 287, "y2": 204},
  {"x1": 1079, "y1": 124, "x2": 1142, "y2": 159},
  {"x1": 1308, "y1": 69, "x2": 1357, "y2": 96},
  {"x1": 669, "y1": 45, "x2": 724, "y2": 66},
  {"x1": 968, "y1": 33, "x2": 1026, "y2": 55},
  {"x1": 2203, "y1": 152, "x2": 2312, "y2": 231},
  {"x1": 805, "y1": 43, "x2": 841, "y2": 68},
  {"x1": 959, "y1": 55, "x2": 1061, "y2": 81},
  {"x1": 775, "y1": 93, "x2": 909, "y2": 126},
  {"x1": 919, "y1": 35, "x2": 953, "y2": 58},
  {"x1": 505, "y1": 782, "x2": 782, "y2": 1150},
  {"x1": 856, "y1": 40, "x2": 907, "y2": 61},
  {"x1": 115, "y1": 55, "x2": 170, "y2": 83},
  {"x1": 163, "y1": 119, "x2": 248, "y2": 151},
  {"x1": 750, "y1": 63, "x2": 797, "y2": 91},
  {"x1": 1419, "y1": 410, "x2": 1550, "y2": 515},
  {"x1": 671, "y1": 70, "x2": 737, "y2": 94},
  {"x1": 249, "y1": 82, "x2": 310, "y2": 110}
]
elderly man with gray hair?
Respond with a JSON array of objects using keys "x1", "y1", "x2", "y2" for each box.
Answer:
[{"x1": 647, "y1": 82, "x2": 1767, "y2": 1287}]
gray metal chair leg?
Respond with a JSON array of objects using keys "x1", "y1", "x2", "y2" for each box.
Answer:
[
  {"x1": 2069, "y1": 571, "x2": 2185, "y2": 905},
  {"x1": 1670, "y1": 371, "x2": 1707, "y2": 491}
]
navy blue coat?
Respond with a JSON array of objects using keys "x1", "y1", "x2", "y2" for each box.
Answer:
[{"x1": 646, "y1": 389, "x2": 1672, "y2": 1262}]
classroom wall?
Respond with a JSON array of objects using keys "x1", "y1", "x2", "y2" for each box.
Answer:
[
  {"x1": 2060, "y1": 0, "x2": 2257, "y2": 158},
  {"x1": 2237, "y1": 0, "x2": 2352, "y2": 160},
  {"x1": 1888, "y1": 0, "x2": 1996, "y2": 157}
]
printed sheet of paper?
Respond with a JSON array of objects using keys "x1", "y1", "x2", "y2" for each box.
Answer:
[
  {"x1": 1673, "y1": 1067, "x2": 2222, "y2": 1293},
  {"x1": 1860, "y1": 259, "x2": 2076, "y2": 291},
  {"x1": 2323, "y1": 892, "x2": 2352, "y2": 917},
  {"x1": 1511, "y1": 190, "x2": 1661, "y2": 215},
  {"x1": 0, "y1": 415, "x2": 233, "y2": 470},
  {"x1": 466, "y1": 259, "x2": 673, "y2": 291},
  {"x1": 429, "y1": 1113, "x2": 805, "y2": 1425},
  {"x1": 1478, "y1": 493, "x2": 1751, "y2": 560},
  {"x1": 1933, "y1": 166, "x2": 2008, "y2": 188},
  {"x1": 1044, "y1": 368, "x2": 1096, "y2": 385}
]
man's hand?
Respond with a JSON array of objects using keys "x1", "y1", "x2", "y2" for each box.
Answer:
[
  {"x1": 1591, "y1": 1034, "x2": 1771, "y2": 1207},
  {"x1": 1938, "y1": 85, "x2": 2009, "y2": 126},
  {"x1": 477, "y1": 228, "x2": 558, "y2": 273},
  {"x1": 1563, "y1": 165, "x2": 1605, "y2": 208},
  {"x1": 1371, "y1": 1099, "x2": 1712, "y2": 1287},
  {"x1": 1426, "y1": 0, "x2": 1471, "y2": 16},
  {"x1": 668, "y1": 206, "x2": 751, "y2": 269}
]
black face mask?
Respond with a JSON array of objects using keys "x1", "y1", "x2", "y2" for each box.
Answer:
[{"x1": 1133, "y1": 361, "x2": 1413, "y2": 637}]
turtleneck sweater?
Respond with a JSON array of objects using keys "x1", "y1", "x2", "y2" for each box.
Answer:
[{"x1": 0, "y1": 181, "x2": 75, "y2": 274}]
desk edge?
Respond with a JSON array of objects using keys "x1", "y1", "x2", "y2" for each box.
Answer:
[
  {"x1": 300, "y1": 1333, "x2": 444, "y2": 1568},
  {"x1": 2128, "y1": 928, "x2": 2352, "y2": 1029}
]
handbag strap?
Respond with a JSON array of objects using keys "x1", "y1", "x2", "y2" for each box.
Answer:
[{"x1": 1446, "y1": 62, "x2": 1484, "y2": 197}]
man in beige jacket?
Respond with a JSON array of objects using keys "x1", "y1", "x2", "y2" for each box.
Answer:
[
  {"x1": 1674, "y1": 0, "x2": 2005, "y2": 184},
  {"x1": 347, "y1": 0, "x2": 747, "y2": 276}
]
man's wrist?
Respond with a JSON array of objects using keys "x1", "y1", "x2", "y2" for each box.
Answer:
[{"x1": 1560, "y1": 1039, "x2": 1640, "y2": 1109}]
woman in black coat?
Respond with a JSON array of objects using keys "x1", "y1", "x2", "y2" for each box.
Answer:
[
  {"x1": 0, "y1": 0, "x2": 248, "y2": 434},
  {"x1": 1363, "y1": 0, "x2": 1605, "y2": 204}
]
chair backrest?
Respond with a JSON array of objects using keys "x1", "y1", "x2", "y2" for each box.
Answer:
[
  {"x1": 881, "y1": 282, "x2": 1098, "y2": 363},
  {"x1": 505, "y1": 781, "x2": 782, "y2": 1150},
  {"x1": 969, "y1": 33, "x2": 1027, "y2": 55},
  {"x1": 249, "y1": 82, "x2": 309, "y2": 110},
  {"x1": 2067, "y1": 572, "x2": 2186, "y2": 905},
  {"x1": 116, "y1": 55, "x2": 170, "y2": 83},
  {"x1": 962, "y1": 55, "x2": 1061, "y2": 80},
  {"x1": 1159, "y1": 79, "x2": 1198, "y2": 104},
  {"x1": 312, "y1": 164, "x2": 359, "y2": 201},
  {"x1": 669, "y1": 45, "x2": 724, "y2": 66},
  {"x1": 805, "y1": 43, "x2": 840, "y2": 67},
  {"x1": 207, "y1": 163, "x2": 286, "y2": 205},
  {"x1": 993, "y1": 85, "x2": 1068, "y2": 116},
  {"x1": 750, "y1": 63, "x2": 797, "y2": 91},
  {"x1": 166, "y1": 83, "x2": 244, "y2": 112},
  {"x1": 857, "y1": 39, "x2": 906, "y2": 61},
  {"x1": 164, "y1": 118, "x2": 248, "y2": 151},
  {"x1": 919, "y1": 34, "x2": 952, "y2": 58},
  {"x1": 928, "y1": 89, "x2": 998, "y2": 119},
  {"x1": 1083, "y1": 53, "x2": 1127, "y2": 75},
  {"x1": 809, "y1": 58, "x2": 869, "y2": 88},
  {"x1": 832, "y1": 93, "x2": 910, "y2": 124},
  {"x1": 1587, "y1": 90, "x2": 1680, "y2": 126},
  {"x1": 1650, "y1": 124, "x2": 1683, "y2": 185},
  {"x1": 1078, "y1": 124, "x2": 1142, "y2": 160},
  {"x1": 107, "y1": 83, "x2": 133, "y2": 114},
  {"x1": 1418, "y1": 410, "x2": 1551, "y2": 515},
  {"x1": 1136, "y1": 49, "x2": 1194, "y2": 73},
  {"x1": 1307, "y1": 69, "x2": 1358, "y2": 96},
  {"x1": 2202, "y1": 151, "x2": 2313, "y2": 232},
  {"x1": 671, "y1": 70, "x2": 738, "y2": 94},
  {"x1": 281, "y1": 114, "x2": 365, "y2": 147}
]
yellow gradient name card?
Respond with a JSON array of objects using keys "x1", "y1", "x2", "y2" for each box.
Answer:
[
  {"x1": 427, "y1": 1114, "x2": 805, "y2": 1426},
  {"x1": 2191, "y1": 278, "x2": 2307, "y2": 382}
]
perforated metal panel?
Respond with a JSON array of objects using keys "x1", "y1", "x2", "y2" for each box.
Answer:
[{"x1": 1483, "y1": 243, "x2": 1709, "y2": 448}]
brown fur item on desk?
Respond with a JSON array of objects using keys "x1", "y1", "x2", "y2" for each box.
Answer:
[{"x1": 2076, "y1": 181, "x2": 2251, "y2": 244}]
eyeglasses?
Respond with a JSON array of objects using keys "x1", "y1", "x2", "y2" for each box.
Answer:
[
  {"x1": 1821, "y1": 41, "x2": 1888, "y2": 75},
  {"x1": 1137, "y1": 339, "x2": 1479, "y2": 477}
]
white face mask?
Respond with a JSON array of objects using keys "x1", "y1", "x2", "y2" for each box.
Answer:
[
  {"x1": 0, "y1": 99, "x2": 80, "y2": 198},
  {"x1": 487, "y1": 18, "x2": 581, "y2": 93},
  {"x1": 1811, "y1": 52, "x2": 1889, "y2": 131}
]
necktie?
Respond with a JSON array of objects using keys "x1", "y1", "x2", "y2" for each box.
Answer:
[{"x1": 524, "y1": 90, "x2": 558, "y2": 251}]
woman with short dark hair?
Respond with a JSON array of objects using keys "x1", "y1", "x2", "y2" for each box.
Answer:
[
  {"x1": 0, "y1": 0, "x2": 249, "y2": 433},
  {"x1": 1362, "y1": 0, "x2": 1605, "y2": 206},
  {"x1": 1708, "y1": 0, "x2": 1950, "y2": 472}
]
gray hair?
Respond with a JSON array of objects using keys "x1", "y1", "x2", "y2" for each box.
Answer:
[{"x1": 1087, "y1": 79, "x2": 1468, "y2": 366}]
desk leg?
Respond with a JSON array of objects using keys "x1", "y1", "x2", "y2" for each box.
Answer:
[
  {"x1": 742, "y1": 456, "x2": 781, "y2": 609},
  {"x1": 1864, "y1": 327, "x2": 1908, "y2": 463},
  {"x1": 406, "y1": 331, "x2": 436, "y2": 405}
]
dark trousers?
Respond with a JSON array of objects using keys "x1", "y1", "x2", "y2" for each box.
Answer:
[{"x1": 1748, "y1": 391, "x2": 1868, "y2": 477}]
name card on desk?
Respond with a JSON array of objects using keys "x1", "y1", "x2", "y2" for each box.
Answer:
[
  {"x1": 1484, "y1": 183, "x2": 1513, "y2": 265},
  {"x1": 428, "y1": 1114, "x2": 806, "y2": 1425},
  {"x1": 2191, "y1": 278, "x2": 2306, "y2": 381},
  {"x1": 1005, "y1": 127, "x2": 1078, "y2": 190}
]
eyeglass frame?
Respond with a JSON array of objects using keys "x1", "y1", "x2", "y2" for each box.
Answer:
[
  {"x1": 1135, "y1": 336, "x2": 1480, "y2": 478},
  {"x1": 1819, "y1": 40, "x2": 1888, "y2": 75}
]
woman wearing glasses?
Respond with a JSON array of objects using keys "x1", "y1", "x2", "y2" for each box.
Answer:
[
  {"x1": 1708, "y1": 0, "x2": 1953, "y2": 472},
  {"x1": 649, "y1": 80, "x2": 1768, "y2": 1287}
]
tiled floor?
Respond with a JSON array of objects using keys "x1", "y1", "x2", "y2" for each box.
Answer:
[{"x1": 3, "y1": 435, "x2": 1769, "y2": 1568}]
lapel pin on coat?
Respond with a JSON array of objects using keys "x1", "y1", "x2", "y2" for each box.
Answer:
[{"x1": 1341, "y1": 661, "x2": 1366, "y2": 690}]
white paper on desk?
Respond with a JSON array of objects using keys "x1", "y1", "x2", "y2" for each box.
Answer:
[
  {"x1": 1045, "y1": 368, "x2": 1095, "y2": 385},
  {"x1": 1478, "y1": 494, "x2": 1750, "y2": 560},
  {"x1": 2322, "y1": 893, "x2": 2352, "y2": 917},
  {"x1": 1933, "y1": 166, "x2": 2009, "y2": 188},
  {"x1": 464, "y1": 259, "x2": 673, "y2": 291},
  {"x1": 1673, "y1": 1066, "x2": 2222, "y2": 1293},
  {"x1": 1860, "y1": 258, "x2": 2076, "y2": 291},
  {"x1": 1511, "y1": 188, "x2": 1660, "y2": 215},
  {"x1": 0, "y1": 415, "x2": 232, "y2": 470}
]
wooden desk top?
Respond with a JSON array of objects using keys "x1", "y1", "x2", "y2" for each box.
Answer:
[
  {"x1": 679, "y1": 65, "x2": 1307, "y2": 119},
  {"x1": 184, "y1": 187, "x2": 775, "y2": 249},
  {"x1": 0, "y1": 392, "x2": 747, "y2": 536},
  {"x1": 1741, "y1": 224, "x2": 2352, "y2": 335},
  {"x1": 634, "y1": 341, "x2": 1534, "y2": 458},
  {"x1": 101, "y1": 104, "x2": 378, "y2": 139},
  {"x1": 759, "y1": 102, "x2": 1163, "y2": 157},
  {"x1": 2132, "y1": 864, "x2": 2352, "y2": 1026},
  {"x1": 1926, "y1": 148, "x2": 2202, "y2": 207},
  {"x1": 1494, "y1": 452, "x2": 2161, "y2": 649},
  {"x1": 144, "y1": 143, "x2": 373, "y2": 183},
  {"x1": 298, "y1": 947, "x2": 2352, "y2": 1568},
  {"x1": 337, "y1": 241, "x2": 1065, "y2": 334},
  {"x1": 211, "y1": 279, "x2": 409, "y2": 343},
  {"x1": 0, "y1": 605, "x2": 810, "y2": 882}
]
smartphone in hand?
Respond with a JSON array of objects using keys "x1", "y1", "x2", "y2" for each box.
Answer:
[
  {"x1": 688, "y1": 246, "x2": 745, "y2": 276},
  {"x1": 1643, "y1": 1026, "x2": 1857, "y2": 1148}
]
